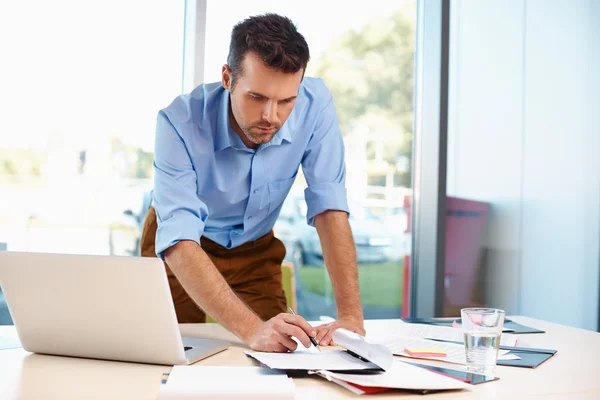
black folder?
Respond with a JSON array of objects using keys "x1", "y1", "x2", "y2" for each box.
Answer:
[
  {"x1": 496, "y1": 345, "x2": 557, "y2": 368},
  {"x1": 427, "y1": 339, "x2": 557, "y2": 369},
  {"x1": 401, "y1": 317, "x2": 545, "y2": 334},
  {"x1": 400, "y1": 317, "x2": 554, "y2": 368}
]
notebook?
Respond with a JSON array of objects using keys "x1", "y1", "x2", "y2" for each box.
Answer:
[{"x1": 158, "y1": 366, "x2": 295, "y2": 400}]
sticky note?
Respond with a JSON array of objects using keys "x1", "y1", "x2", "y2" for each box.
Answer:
[{"x1": 404, "y1": 348, "x2": 447, "y2": 358}]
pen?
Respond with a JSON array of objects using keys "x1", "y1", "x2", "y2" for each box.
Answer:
[{"x1": 287, "y1": 306, "x2": 320, "y2": 352}]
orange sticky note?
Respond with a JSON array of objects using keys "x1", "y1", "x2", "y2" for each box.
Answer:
[{"x1": 404, "y1": 347, "x2": 447, "y2": 358}]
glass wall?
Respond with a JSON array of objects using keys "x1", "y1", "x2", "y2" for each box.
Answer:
[
  {"x1": 0, "y1": 0, "x2": 185, "y2": 324},
  {"x1": 445, "y1": 0, "x2": 600, "y2": 330},
  {"x1": 204, "y1": 0, "x2": 417, "y2": 320}
]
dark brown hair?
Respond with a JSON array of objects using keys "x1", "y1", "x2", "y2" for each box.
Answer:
[{"x1": 227, "y1": 13, "x2": 310, "y2": 88}]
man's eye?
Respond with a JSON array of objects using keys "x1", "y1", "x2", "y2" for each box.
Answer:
[{"x1": 250, "y1": 95, "x2": 263, "y2": 101}]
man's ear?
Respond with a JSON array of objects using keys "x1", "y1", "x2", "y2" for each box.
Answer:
[{"x1": 221, "y1": 64, "x2": 232, "y2": 90}]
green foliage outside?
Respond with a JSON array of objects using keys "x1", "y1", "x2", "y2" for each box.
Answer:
[
  {"x1": 109, "y1": 136, "x2": 154, "y2": 179},
  {"x1": 0, "y1": 148, "x2": 46, "y2": 177},
  {"x1": 307, "y1": 5, "x2": 416, "y2": 187},
  {"x1": 297, "y1": 260, "x2": 404, "y2": 308},
  {"x1": 0, "y1": 5, "x2": 415, "y2": 187}
]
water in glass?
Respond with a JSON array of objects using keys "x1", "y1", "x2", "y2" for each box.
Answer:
[{"x1": 464, "y1": 331, "x2": 501, "y2": 374}]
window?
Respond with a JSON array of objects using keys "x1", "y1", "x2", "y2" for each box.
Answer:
[
  {"x1": 445, "y1": 0, "x2": 600, "y2": 329},
  {"x1": 0, "y1": 1, "x2": 185, "y2": 256},
  {"x1": 1, "y1": 1, "x2": 185, "y2": 324}
]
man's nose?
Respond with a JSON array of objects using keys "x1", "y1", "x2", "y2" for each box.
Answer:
[{"x1": 262, "y1": 100, "x2": 278, "y2": 123}]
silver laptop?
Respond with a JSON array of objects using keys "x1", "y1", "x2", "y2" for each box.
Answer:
[{"x1": 0, "y1": 252, "x2": 229, "y2": 365}]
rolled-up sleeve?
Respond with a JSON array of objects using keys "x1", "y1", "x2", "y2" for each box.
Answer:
[
  {"x1": 301, "y1": 94, "x2": 349, "y2": 226},
  {"x1": 152, "y1": 110, "x2": 208, "y2": 259}
]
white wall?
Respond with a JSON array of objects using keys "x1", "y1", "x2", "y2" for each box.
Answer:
[{"x1": 448, "y1": 0, "x2": 600, "y2": 330}]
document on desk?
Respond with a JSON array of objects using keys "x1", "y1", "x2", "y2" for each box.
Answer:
[
  {"x1": 368, "y1": 322, "x2": 526, "y2": 348},
  {"x1": 386, "y1": 337, "x2": 520, "y2": 364},
  {"x1": 245, "y1": 348, "x2": 380, "y2": 371},
  {"x1": 246, "y1": 328, "x2": 393, "y2": 372},
  {"x1": 158, "y1": 366, "x2": 295, "y2": 400},
  {"x1": 313, "y1": 360, "x2": 471, "y2": 395}
]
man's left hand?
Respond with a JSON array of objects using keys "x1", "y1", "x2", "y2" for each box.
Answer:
[{"x1": 313, "y1": 319, "x2": 366, "y2": 346}]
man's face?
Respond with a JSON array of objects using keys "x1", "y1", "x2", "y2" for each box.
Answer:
[{"x1": 222, "y1": 52, "x2": 303, "y2": 149}]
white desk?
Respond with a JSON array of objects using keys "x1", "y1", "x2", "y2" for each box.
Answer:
[{"x1": 1, "y1": 316, "x2": 599, "y2": 399}]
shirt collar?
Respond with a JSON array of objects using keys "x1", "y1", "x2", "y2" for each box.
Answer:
[{"x1": 214, "y1": 87, "x2": 294, "y2": 152}]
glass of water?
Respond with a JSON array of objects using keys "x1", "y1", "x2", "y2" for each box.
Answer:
[{"x1": 461, "y1": 308, "x2": 505, "y2": 375}]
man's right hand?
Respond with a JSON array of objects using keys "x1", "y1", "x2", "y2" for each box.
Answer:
[{"x1": 247, "y1": 313, "x2": 316, "y2": 352}]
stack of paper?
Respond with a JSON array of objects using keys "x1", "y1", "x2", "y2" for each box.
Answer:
[
  {"x1": 245, "y1": 328, "x2": 472, "y2": 395},
  {"x1": 158, "y1": 366, "x2": 295, "y2": 400},
  {"x1": 246, "y1": 328, "x2": 393, "y2": 372},
  {"x1": 246, "y1": 348, "x2": 380, "y2": 371},
  {"x1": 313, "y1": 360, "x2": 471, "y2": 395}
]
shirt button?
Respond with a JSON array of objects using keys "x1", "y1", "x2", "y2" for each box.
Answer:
[
  {"x1": 253, "y1": 189, "x2": 258, "y2": 194},
  {"x1": 247, "y1": 216, "x2": 252, "y2": 220}
]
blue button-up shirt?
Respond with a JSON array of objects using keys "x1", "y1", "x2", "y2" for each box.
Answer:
[{"x1": 152, "y1": 77, "x2": 349, "y2": 258}]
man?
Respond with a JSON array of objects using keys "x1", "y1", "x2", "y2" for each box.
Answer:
[{"x1": 141, "y1": 13, "x2": 365, "y2": 353}]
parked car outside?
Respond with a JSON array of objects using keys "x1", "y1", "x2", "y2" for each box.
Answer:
[
  {"x1": 109, "y1": 189, "x2": 406, "y2": 266},
  {"x1": 108, "y1": 190, "x2": 152, "y2": 256},
  {"x1": 274, "y1": 194, "x2": 404, "y2": 267}
]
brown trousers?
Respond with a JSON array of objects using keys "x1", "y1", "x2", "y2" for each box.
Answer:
[{"x1": 140, "y1": 206, "x2": 287, "y2": 323}]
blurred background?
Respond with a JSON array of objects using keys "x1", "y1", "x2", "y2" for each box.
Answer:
[{"x1": 0, "y1": 0, "x2": 598, "y2": 331}]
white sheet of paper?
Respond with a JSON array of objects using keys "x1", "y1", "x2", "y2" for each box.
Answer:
[
  {"x1": 423, "y1": 323, "x2": 518, "y2": 346},
  {"x1": 385, "y1": 337, "x2": 520, "y2": 364},
  {"x1": 245, "y1": 349, "x2": 379, "y2": 370},
  {"x1": 158, "y1": 366, "x2": 295, "y2": 400},
  {"x1": 368, "y1": 321, "x2": 526, "y2": 348},
  {"x1": 499, "y1": 353, "x2": 522, "y2": 361},
  {"x1": 315, "y1": 360, "x2": 471, "y2": 392}
]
